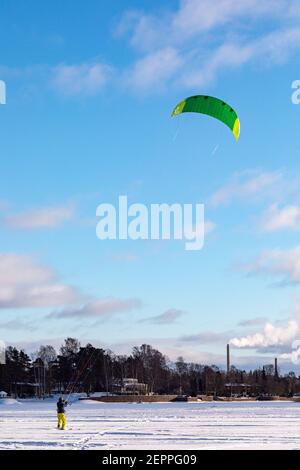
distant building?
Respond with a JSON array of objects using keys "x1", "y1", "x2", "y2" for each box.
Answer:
[
  {"x1": 14, "y1": 382, "x2": 40, "y2": 398},
  {"x1": 113, "y1": 378, "x2": 148, "y2": 395},
  {"x1": 225, "y1": 383, "x2": 260, "y2": 397}
]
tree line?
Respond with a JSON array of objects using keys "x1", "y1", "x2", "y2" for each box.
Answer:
[{"x1": 0, "y1": 338, "x2": 299, "y2": 398}]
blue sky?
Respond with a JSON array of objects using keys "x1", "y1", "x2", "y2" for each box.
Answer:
[{"x1": 2, "y1": 0, "x2": 300, "y2": 369}]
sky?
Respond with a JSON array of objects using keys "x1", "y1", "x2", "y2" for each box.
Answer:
[{"x1": 2, "y1": 0, "x2": 300, "y2": 370}]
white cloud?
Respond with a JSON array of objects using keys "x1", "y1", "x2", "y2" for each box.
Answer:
[
  {"x1": 4, "y1": 205, "x2": 75, "y2": 229},
  {"x1": 0, "y1": 254, "x2": 82, "y2": 309},
  {"x1": 0, "y1": 253, "x2": 53, "y2": 285},
  {"x1": 119, "y1": 0, "x2": 289, "y2": 51},
  {"x1": 125, "y1": 47, "x2": 184, "y2": 91},
  {"x1": 180, "y1": 330, "x2": 233, "y2": 344},
  {"x1": 261, "y1": 204, "x2": 300, "y2": 232},
  {"x1": 243, "y1": 245, "x2": 300, "y2": 284},
  {"x1": 52, "y1": 62, "x2": 112, "y2": 96},
  {"x1": 141, "y1": 308, "x2": 185, "y2": 324},
  {"x1": 205, "y1": 220, "x2": 216, "y2": 234},
  {"x1": 0, "y1": 61, "x2": 112, "y2": 98},
  {"x1": 172, "y1": 0, "x2": 280, "y2": 37},
  {"x1": 238, "y1": 317, "x2": 268, "y2": 327},
  {"x1": 51, "y1": 297, "x2": 142, "y2": 319},
  {"x1": 230, "y1": 319, "x2": 298, "y2": 348},
  {"x1": 0, "y1": 254, "x2": 142, "y2": 315},
  {"x1": 3, "y1": 2, "x2": 300, "y2": 97},
  {"x1": 181, "y1": 42, "x2": 253, "y2": 88},
  {"x1": 117, "y1": 1, "x2": 300, "y2": 91},
  {"x1": 0, "y1": 318, "x2": 37, "y2": 331},
  {"x1": 210, "y1": 170, "x2": 281, "y2": 207},
  {"x1": 183, "y1": 27, "x2": 300, "y2": 87}
]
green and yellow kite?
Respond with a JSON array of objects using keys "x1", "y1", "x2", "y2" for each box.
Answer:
[{"x1": 171, "y1": 95, "x2": 240, "y2": 141}]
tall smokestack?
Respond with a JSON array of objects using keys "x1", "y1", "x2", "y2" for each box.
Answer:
[
  {"x1": 227, "y1": 344, "x2": 230, "y2": 374},
  {"x1": 275, "y1": 357, "x2": 278, "y2": 377}
]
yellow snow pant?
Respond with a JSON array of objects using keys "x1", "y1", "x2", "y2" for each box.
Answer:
[{"x1": 57, "y1": 413, "x2": 66, "y2": 430}]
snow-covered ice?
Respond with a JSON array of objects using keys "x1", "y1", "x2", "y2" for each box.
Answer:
[{"x1": 1, "y1": 399, "x2": 300, "y2": 450}]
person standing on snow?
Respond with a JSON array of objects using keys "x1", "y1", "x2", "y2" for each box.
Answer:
[{"x1": 57, "y1": 396, "x2": 68, "y2": 430}]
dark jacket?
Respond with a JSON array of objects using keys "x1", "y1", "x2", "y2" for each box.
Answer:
[{"x1": 57, "y1": 398, "x2": 67, "y2": 414}]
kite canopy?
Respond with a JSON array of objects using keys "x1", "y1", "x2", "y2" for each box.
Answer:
[{"x1": 171, "y1": 95, "x2": 240, "y2": 141}]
